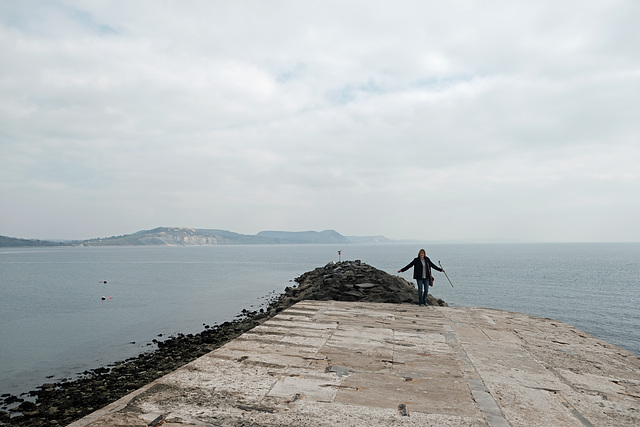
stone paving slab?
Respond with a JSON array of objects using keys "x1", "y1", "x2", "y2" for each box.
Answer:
[{"x1": 69, "y1": 301, "x2": 640, "y2": 427}]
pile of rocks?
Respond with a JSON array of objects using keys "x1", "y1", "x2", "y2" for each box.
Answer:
[
  {"x1": 0, "y1": 260, "x2": 446, "y2": 426},
  {"x1": 270, "y1": 260, "x2": 448, "y2": 310}
]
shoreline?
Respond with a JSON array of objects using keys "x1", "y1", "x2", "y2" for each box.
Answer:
[
  {"x1": 0, "y1": 298, "x2": 282, "y2": 426},
  {"x1": 0, "y1": 260, "x2": 445, "y2": 426}
]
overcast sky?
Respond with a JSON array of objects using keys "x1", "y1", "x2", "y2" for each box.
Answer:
[{"x1": 1, "y1": 1, "x2": 639, "y2": 242}]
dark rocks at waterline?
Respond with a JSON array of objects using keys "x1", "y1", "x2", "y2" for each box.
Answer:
[
  {"x1": 0, "y1": 260, "x2": 446, "y2": 426},
  {"x1": 0, "y1": 317, "x2": 261, "y2": 427}
]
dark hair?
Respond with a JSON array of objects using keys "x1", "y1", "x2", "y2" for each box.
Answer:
[{"x1": 418, "y1": 248, "x2": 426, "y2": 257}]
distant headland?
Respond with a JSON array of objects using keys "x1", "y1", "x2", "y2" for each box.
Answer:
[{"x1": 0, "y1": 227, "x2": 393, "y2": 247}]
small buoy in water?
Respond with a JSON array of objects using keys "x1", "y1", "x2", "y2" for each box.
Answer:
[{"x1": 101, "y1": 296, "x2": 106, "y2": 300}]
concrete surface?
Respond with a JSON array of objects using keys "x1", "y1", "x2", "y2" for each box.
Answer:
[{"x1": 69, "y1": 301, "x2": 640, "y2": 426}]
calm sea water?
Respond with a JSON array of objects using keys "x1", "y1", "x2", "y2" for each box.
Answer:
[{"x1": 1, "y1": 243, "x2": 638, "y2": 397}]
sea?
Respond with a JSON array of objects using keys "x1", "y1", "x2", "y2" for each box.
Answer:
[{"x1": 1, "y1": 242, "x2": 639, "y2": 398}]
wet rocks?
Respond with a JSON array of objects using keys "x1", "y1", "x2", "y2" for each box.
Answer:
[
  {"x1": 0, "y1": 318, "x2": 258, "y2": 427},
  {"x1": 0, "y1": 260, "x2": 445, "y2": 426}
]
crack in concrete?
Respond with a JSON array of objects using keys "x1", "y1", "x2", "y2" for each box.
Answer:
[{"x1": 443, "y1": 323, "x2": 510, "y2": 427}]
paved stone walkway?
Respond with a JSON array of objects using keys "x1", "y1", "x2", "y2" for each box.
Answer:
[{"x1": 70, "y1": 301, "x2": 640, "y2": 426}]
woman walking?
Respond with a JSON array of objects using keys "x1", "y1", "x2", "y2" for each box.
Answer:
[{"x1": 398, "y1": 249, "x2": 443, "y2": 306}]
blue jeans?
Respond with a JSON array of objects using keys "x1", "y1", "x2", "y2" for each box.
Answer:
[{"x1": 416, "y1": 278, "x2": 429, "y2": 305}]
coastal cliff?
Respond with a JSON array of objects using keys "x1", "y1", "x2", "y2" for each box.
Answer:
[{"x1": 0, "y1": 227, "x2": 392, "y2": 247}]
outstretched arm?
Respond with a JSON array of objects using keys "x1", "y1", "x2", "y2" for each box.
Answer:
[
  {"x1": 428, "y1": 259, "x2": 443, "y2": 272},
  {"x1": 398, "y1": 259, "x2": 414, "y2": 273}
]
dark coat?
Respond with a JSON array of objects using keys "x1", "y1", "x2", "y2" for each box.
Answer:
[{"x1": 401, "y1": 256, "x2": 443, "y2": 280}]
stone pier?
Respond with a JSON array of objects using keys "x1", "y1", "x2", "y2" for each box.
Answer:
[{"x1": 70, "y1": 301, "x2": 640, "y2": 426}]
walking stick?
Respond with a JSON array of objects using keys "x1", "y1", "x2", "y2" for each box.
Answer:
[{"x1": 438, "y1": 261, "x2": 454, "y2": 287}]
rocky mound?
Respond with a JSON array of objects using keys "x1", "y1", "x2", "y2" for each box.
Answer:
[
  {"x1": 253, "y1": 260, "x2": 448, "y2": 321},
  {"x1": 295, "y1": 260, "x2": 445, "y2": 304},
  {"x1": 259, "y1": 260, "x2": 447, "y2": 317},
  {"x1": 0, "y1": 261, "x2": 446, "y2": 426}
]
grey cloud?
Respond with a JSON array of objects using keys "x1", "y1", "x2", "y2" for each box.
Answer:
[{"x1": 0, "y1": 1, "x2": 638, "y2": 241}]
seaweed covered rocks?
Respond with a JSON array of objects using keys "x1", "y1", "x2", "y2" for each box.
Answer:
[{"x1": 0, "y1": 317, "x2": 259, "y2": 427}]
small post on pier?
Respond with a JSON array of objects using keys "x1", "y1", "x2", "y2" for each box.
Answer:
[{"x1": 338, "y1": 250, "x2": 341, "y2": 262}]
